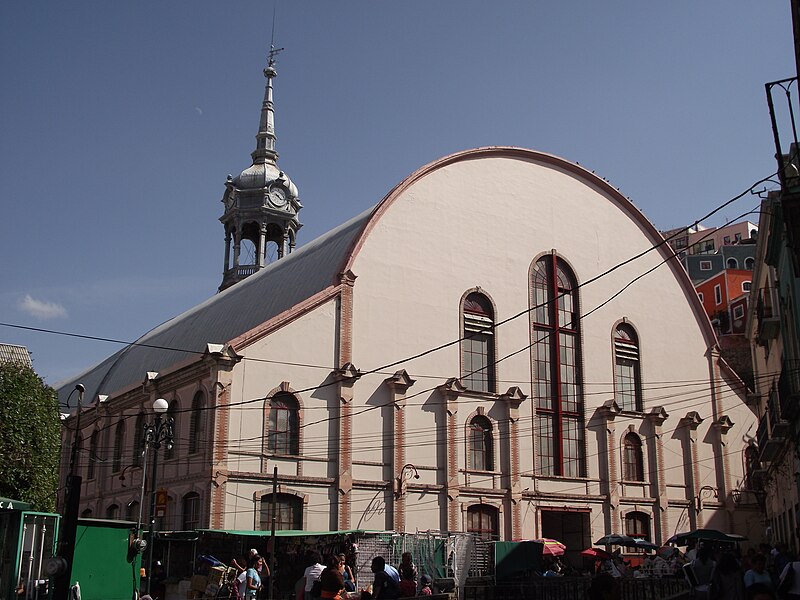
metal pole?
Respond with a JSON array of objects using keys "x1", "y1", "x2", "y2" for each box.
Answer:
[
  {"x1": 146, "y1": 413, "x2": 162, "y2": 597},
  {"x1": 269, "y1": 466, "x2": 277, "y2": 600}
]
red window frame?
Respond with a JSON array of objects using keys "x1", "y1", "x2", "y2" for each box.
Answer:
[
  {"x1": 467, "y1": 504, "x2": 499, "y2": 541},
  {"x1": 268, "y1": 393, "x2": 300, "y2": 455},
  {"x1": 468, "y1": 416, "x2": 494, "y2": 471},
  {"x1": 623, "y1": 433, "x2": 644, "y2": 481},
  {"x1": 532, "y1": 255, "x2": 585, "y2": 477}
]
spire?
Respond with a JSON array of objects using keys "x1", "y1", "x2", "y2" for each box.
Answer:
[{"x1": 252, "y1": 46, "x2": 283, "y2": 164}]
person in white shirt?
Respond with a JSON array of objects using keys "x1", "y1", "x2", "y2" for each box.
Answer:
[{"x1": 303, "y1": 551, "x2": 325, "y2": 600}]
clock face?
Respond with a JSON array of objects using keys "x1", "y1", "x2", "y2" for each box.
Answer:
[{"x1": 269, "y1": 188, "x2": 287, "y2": 208}]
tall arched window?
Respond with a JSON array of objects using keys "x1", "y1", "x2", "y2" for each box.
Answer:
[
  {"x1": 726, "y1": 257, "x2": 738, "y2": 269},
  {"x1": 87, "y1": 430, "x2": 99, "y2": 479},
  {"x1": 531, "y1": 255, "x2": 585, "y2": 477},
  {"x1": 468, "y1": 416, "x2": 494, "y2": 471},
  {"x1": 624, "y1": 511, "x2": 650, "y2": 540},
  {"x1": 623, "y1": 433, "x2": 645, "y2": 481},
  {"x1": 613, "y1": 323, "x2": 642, "y2": 412},
  {"x1": 467, "y1": 504, "x2": 499, "y2": 541},
  {"x1": 745, "y1": 257, "x2": 755, "y2": 270},
  {"x1": 259, "y1": 493, "x2": 303, "y2": 530},
  {"x1": 189, "y1": 391, "x2": 204, "y2": 455},
  {"x1": 113, "y1": 420, "x2": 125, "y2": 473},
  {"x1": 182, "y1": 492, "x2": 201, "y2": 530},
  {"x1": 268, "y1": 393, "x2": 299, "y2": 455},
  {"x1": 165, "y1": 400, "x2": 178, "y2": 460},
  {"x1": 132, "y1": 412, "x2": 145, "y2": 467},
  {"x1": 461, "y1": 292, "x2": 496, "y2": 393}
]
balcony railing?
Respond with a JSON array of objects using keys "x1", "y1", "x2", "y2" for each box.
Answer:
[
  {"x1": 756, "y1": 286, "x2": 780, "y2": 342},
  {"x1": 779, "y1": 359, "x2": 800, "y2": 422},
  {"x1": 757, "y1": 413, "x2": 784, "y2": 463},
  {"x1": 768, "y1": 384, "x2": 792, "y2": 438}
]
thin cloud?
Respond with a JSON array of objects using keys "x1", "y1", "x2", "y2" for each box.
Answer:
[
  {"x1": 18, "y1": 294, "x2": 67, "y2": 320},
  {"x1": 194, "y1": 106, "x2": 203, "y2": 116}
]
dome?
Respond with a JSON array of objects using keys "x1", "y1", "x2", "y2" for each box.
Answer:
[{"x1": 232, "y1": 162, "x2": 299, "y2": 197}]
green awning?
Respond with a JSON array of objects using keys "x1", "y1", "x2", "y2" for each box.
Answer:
[
  {"x1": 0, "y1": 498, "x2": 32, "y2": 511},
  {"x1": 197, "y1": 528, "x2": 375, "y2": 538}
]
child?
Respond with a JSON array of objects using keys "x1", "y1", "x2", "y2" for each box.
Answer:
[
  {"x1": 398, "y1": 553, "x2": 418, "y2": 597},
  {"x1": 419, "y1": 575, "x2": 432, "y2": 596}
]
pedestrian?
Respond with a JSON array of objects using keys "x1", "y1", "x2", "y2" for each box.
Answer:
[
  {"x1": 319, "y1": 555, "x2": 346, "y2": 600},
  {"x1": 398, "y1": 552, "x2": 418, "y2": 597},
  {"x1": 303, "y1": 551, "x2": 325, "y2": 600},
  {"x1": 778, "y1": 555, "x2": 800, "y2": 600},
  {"x1": 418, "y1": 575, "x2": 432, "y2": 596},
  {"x1": 371, "y1": 556, "x2": 400, "y2": 600},
  {"x1": 744, "y1": 555, "x2": 773, "y2": 593},
  {"x1": 687, "y1": 544, "x2": 717, "y2": 600},
  {"x1": 245, "y1": 555, "x2": 264, "y2": 600},
  {"x1": 712, "y1": 552, "x2": 744, "y2": 600},
  {"x1": 337, "y1": 553, "x2": 356, "y2": 592}
]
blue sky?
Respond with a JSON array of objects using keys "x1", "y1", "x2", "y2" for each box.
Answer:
[{"x1": 0, "y1": 1, "x2": 794, "y2": 384}]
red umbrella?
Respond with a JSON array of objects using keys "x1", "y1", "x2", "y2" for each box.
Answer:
[
  {"x1": 534, "y1": 538, "x2": 567, "y2": 556},
  {"x1": 581, "y1": 548, "x2": 612, "y2": 561}
]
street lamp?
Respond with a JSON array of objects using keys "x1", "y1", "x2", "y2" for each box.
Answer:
[
  {"x1": 395, "y1": 463, "x2": 420, "y2": 499},
  {"x1": 144, "y1": 398, "x2": 174, "y2": 596}
]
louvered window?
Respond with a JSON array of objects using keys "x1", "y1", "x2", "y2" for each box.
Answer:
[
  {"x1": 614, "y1": 323, "x2": 642, "y2": 412},
  {"x1": 462, "y1": 293, "x2": 496, "y2": 393}
]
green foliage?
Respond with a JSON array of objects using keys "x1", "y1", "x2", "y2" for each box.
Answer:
[{"x1": 0, "y1": 361, "x2": 61, "y2": 511}]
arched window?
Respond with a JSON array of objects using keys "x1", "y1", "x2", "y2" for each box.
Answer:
[
  {"x1": 87, "y1": 431, "x2": 99, "y2": 479},
  {"x1": 268, "y1": 393, "x2": 300, "y2": 455},
  {"x1": 165, "y1": 400, "x2": 178, "y2": 460},
  {"x1": 531, "y1": 255, "x2": 585, "y2": 477},
  {"x1": 468, "y1": 416, "x2": 494, "y2": 471},
  {"x1": 259, "y1": 493, "x2": 303, "y2": 530},
  {"x1": 467, "y1": 504, "x2": 499, "y2": 541},
  {"x1": 182, "y1": 492, "x2": 201, "y2": 530},
  {"x1": 623, "y1": 433, "x2": 645, "y2": 481},
  {"x1": 726, "y1": 257, "x2": 738, "y2": 269},
  {"x1": 614, "y1": 323, "x2": 642, "y2": 412},
  {"x1": 105, "y1": 504, "x2": 120, "y2": 520},
  {"x1": 80, "y1": 508, "x2": 93, "y2": 519},
  {"x1": 126, "y1": 501, "x2": 140, "y2": 523},
  {"x1": 461, "y1": 292, "x2": 496, "y2": 393},
  {"x1": 113, "y1": 420, "x2": 125, "y2": 473},
  {"x1": 624, "y1": 511, "x2": 650, "y2": 541},
  {"x1": 745, "y1": 257, "x2": 755, "y2": 270},
  {"x1": 189, "y1": 391, "x2": 204, "y2": 454},
  {"x1": 132, "y1": 412, "x2": 145, "y2": 467}
]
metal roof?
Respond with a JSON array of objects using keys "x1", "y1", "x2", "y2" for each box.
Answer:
[
  {"x1": 0, "y1": 344, "x2": 33, "y2": 367},
  {"x1": 57, "y1": 206, "x2": 375, "y2": 407}
]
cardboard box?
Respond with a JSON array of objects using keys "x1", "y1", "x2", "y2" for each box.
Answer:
[
  {"x1": 208, "y1": 566, "x2": 225, "y2": 585},
  {"x1": 190, "y1": 574, "x2": 208, "y2": 592}
]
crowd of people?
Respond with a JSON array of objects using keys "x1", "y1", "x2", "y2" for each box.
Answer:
[
  {"x1": 585, "y1": 541, "x2": 800, "y2": 600},
  {"x1": 226, "y1": 548, "x2": 433, "y2": 600}
]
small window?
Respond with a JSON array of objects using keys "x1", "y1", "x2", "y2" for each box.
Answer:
[
  {"x1": 723, "y1": 236, "x2": 731, "y2": 245},
  {"x1": 745, "y1": 257, "x2": 755, "y2": 270},
  {"x1": 735, "y1": 233, "x2": 742, "y2": 242},
  {"x1": 467, "y1": 504, "x2": 499, "y2": 541},
  {"x1": 259, "y1": 493, "x2": 303, "y2": 530},
  {"x1": 625, "y1": 511, "x2": 651, "y2": 542},
  {"x1": 113, "y1": 421, "x2": 125, "y2": 473},
  {"x1": 726, "y1": 258, "x2": 738, "y2": 269},
  {"x1": 182, "y1": 492, "x2": 201, "y2": 530},
  {"x1": 623, "y1": 433, "x2": 644, "y2": 481},
  {"x1": 189, "y1": 392, "x2": 204, "y2": 454},
  {"x1": 105, "y1": 504, "x2": 120, "y2": 520},
  {"x1": 468, "y1": 416, "x2": 494, "y2": 471},
  {"x1": 733, "y1": 305, "x2": 745, "y2": 320},
  {"x1": 698, "y1": 292, "x2": 704, "y2": 303},
  {"x1": 268, "y1": 393, "x2": 300, "y2": 455},
  {"x1": 88, "y1": 431, "x2": 99, "y2": 480},
  {"x1": 614, "y1": 324, "x2": 642, "y2": 412},
  {"x1": 742, "y1": 281, "x2": 752, "y2": 292},
  {"x1": 699, "y1": 261, "x2": 712, "y2": 271},
  {"x1": 714, "y1": 284, "x2": 722, "y2": 305},
  {"x1": 81, "y1": 508, "x2": 93, "y2": 519}
]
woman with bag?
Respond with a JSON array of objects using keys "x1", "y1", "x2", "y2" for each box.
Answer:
[{"x1": 245, "y1": 555, "x2": 264, "y2": 600}]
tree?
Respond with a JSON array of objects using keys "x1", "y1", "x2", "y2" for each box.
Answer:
[{"x1": 0, "y1": 361, "x2": 61, "y2": 511}]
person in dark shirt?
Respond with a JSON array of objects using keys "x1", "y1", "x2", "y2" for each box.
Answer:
[
  {"x1": 371, "y1": 557, "x2": 400, "y2": 600},
  {"x1": 319, "y1": 556, "x2": 346, "y2": 600}
]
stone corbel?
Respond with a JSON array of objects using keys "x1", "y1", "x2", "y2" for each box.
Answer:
[
  {"x1": 646, "y1": 406, "x2": 669, "y2": 427},
  {"x1": 439, "y1": 377, "x2": 466, "y2": 416},
  {"x1": 679, "y1": 411, "x2": 703, "y2": 430},
  {"x1": 500, "y1": 386, "x2": 527, "y2": 422},
  {"x1": 385, "y1": 370, "x2": 416, "y2": 409},
  {"x1": 599, "y1": 399, "x2": 621, "y2": 421},
  {"x1": 713, "y1": 415, "x2": 734, "y2": 435}
]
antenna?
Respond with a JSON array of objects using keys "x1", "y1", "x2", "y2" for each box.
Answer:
[{"x1": 268, "y1": 2, "x2": 284, "y2": 68}]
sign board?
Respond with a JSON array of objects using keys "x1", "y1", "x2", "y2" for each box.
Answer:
[{"x1": 155, "y1": 489, "x2": 168, "y2": 518}]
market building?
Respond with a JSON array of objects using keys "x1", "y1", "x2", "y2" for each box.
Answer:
[{"x1": 58, "y1": 56, "x2": 762, "y2": 568}]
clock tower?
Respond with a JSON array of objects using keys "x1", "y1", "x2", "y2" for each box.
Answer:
[{"x1": 219, "y1": 48, "x2": 302, "y2": 292}]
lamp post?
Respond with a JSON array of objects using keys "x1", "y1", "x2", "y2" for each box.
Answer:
[{"x1": 144, "y1": 398, "x2": 174, "y2": 596}]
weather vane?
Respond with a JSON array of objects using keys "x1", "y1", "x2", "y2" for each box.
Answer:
[{"x1": 267, "y1": 2, "x2": 284, "y2": 68}]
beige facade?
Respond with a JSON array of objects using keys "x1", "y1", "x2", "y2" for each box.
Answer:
[{"x1": 60, "y1": 148, "x2": 760, "y2": 555}]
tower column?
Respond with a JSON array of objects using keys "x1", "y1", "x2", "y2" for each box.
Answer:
[
  {"x1": 223, "y1": 228, "x2": 231, "y2": 272},
  {"x1": 258, "y1": 224, "x2": 267, "y2": 268},
  {"x1": 233, "y1": 226, "x2": 241, "y2": 269}
]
